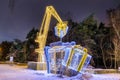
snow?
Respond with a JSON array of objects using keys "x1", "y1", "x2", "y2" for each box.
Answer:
[
  {"x1": 90, "y1": 74, "x2": 120, "y2": 80},
  {"x1": 0, "y1": 64, "x2": 120, "y2": 80}
]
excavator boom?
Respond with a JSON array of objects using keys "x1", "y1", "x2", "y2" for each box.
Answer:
[{"x1": 35, "y1": 6, "x2": 68, "y2": 70}]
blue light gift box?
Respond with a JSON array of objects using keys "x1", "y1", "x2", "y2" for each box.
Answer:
[{"x1": 44, "y1": 41, "x2": 91, "y2": 75}]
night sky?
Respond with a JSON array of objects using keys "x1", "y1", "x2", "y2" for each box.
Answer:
[{"x1": 0, "y1": 0, "x2": 119, "y2": 42}]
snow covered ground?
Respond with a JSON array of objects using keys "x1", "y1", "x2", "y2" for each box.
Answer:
[{"x1": 0, "y1": 64, "x2": 120, "y2": 80}]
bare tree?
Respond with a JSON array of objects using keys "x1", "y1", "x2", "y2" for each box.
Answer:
[{"x1": 107, "y1": 5, "x2": 120, "y2": 69}]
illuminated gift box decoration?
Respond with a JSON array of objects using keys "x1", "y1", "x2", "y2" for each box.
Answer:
[
  {"x1": 44, "y1": 41, "x2": 91, "y2": 75},
  {"x1": 48, "y1": 46, "x2": 65, "y2": 74},
  {"x1": 62, "y1": 45, "x2": 92, "y2": 73},
  {"x1": 44, "y1": 41, "x2": 76, "y2": 74}
]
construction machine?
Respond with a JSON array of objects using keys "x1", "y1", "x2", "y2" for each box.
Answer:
[{"x1": 35, "y1": 6, "x2": 68, "y2": 70}]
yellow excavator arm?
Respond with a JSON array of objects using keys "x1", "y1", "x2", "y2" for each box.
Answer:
[{"x1": 35, "y1": 6, "x2": 68, "y2": 63}]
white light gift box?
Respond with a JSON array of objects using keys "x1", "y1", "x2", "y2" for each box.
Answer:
[
  {"x1": 62, "y1": 45, "x2": 92, "y2": 73},
  {"x1": 47, "y1": 46, "x2": 65, "y2": 74}
]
